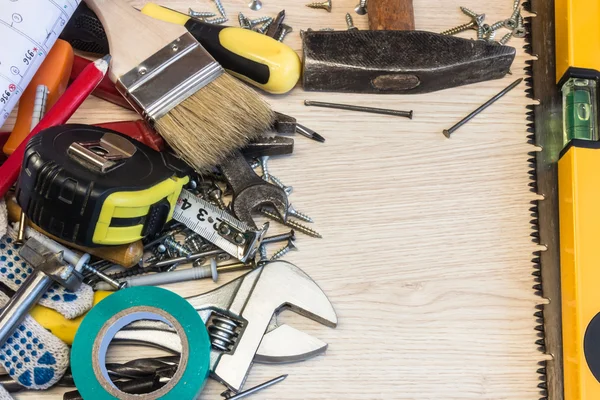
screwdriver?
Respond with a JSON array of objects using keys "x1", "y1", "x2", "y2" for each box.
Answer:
[{"x1": 140, "y1": 3, "x2": 301, "y2": 94}]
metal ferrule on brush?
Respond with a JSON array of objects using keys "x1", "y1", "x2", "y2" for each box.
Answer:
[{"x1": 116, "y1": 33, "x2": 223, "y2": 122}]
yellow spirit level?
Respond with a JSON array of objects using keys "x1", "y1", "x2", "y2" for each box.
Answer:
[{"x1": 556, "y1": 1, "x2": 600, "y2": 398}]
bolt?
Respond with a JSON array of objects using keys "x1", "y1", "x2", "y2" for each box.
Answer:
[
  {"x1": 288, "y1": 204, "x2": 313, "y2": 223},
  {"x1": 189, "y1": 9, "x2": 216, "y2": 18},
  {"x1": 441, "y1": 14, "x2": 484, "y2": 36},
  {"x1": 270, "y1": 239, "x2": 298, "y2": 260},
  {"x1": 354, "y1": 0, "x2": 367, "y2": 15},
  {"x1": 345, "y1": 13, "x2": 358, "y2": 30},
  {"x1": 259, "y1": 156, "x2": 270, "y2": 181},
  {"x1": 259, "y1": 208, "x2": 322, "y2": 238},
  {"x1": 205, "y1": 17, "x2": 228, "y2": 24},
  {"x1": 248, "y1": 0, "x2": 262, "y2": 11},
  {"x1": 238, "y1": 12, "x2": 251, "y2": 29},
  {"x1": 513, "y1": 14, "x2": 526, "y2": 38},
  {"x1": 207, "y1": 186, "x2": 227, "y2": 209},
  {"x1": 306, "y1": 0, "x2": 332, "y2": 12},
  {"x1": 262, "y1": 230, "x2": 296, "y2": 245},
  {"x1": 499, "y1": 31, "x2": 513, "y2": 45},
  {"x1": 249, "y1": 16, "x2": 272, "y2": 27},
  {"x1": 163, "y1": 236, "x2": 192, "y2": 257},
  {"x1": 277, "y1": 24, "x2": 292, "y2": 42},
  {"x1": 269, "y1": 175, "x2": 293, "y2": 196},
  {"x1": 443, "y1": 78, "x2": 523, "y2": 138},
  {"x1": 213, "y1": 0, "x2": 227, "y2": 17}
]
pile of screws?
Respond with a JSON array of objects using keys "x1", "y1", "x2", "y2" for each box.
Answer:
[
  {"x1": 86, "y1": 156, "x2": 320, "y2": 291},
  {"x1": 440, "y1": 1, "x2": 526, "y2": 45}
]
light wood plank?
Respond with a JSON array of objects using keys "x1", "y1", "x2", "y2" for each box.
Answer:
[{"x1": 5, "y1": 0, "x2": 543, "y2": 398}]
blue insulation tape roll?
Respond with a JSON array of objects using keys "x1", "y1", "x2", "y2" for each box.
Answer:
[{"x1": 71, "y1": 286, "x2": 211, "y2": 399}]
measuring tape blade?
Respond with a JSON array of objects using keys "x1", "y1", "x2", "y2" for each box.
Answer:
[{"x1": 173, "y1": 189, "x2": 265, "y2": 263}]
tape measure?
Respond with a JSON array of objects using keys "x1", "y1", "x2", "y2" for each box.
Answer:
[{"x1": 16, "y1": 124, "x2": 265, "y2": 262}]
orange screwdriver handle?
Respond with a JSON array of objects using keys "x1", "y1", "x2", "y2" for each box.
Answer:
[{"x1": 2, "y1": 40, "x2": 74, "y2": 155}]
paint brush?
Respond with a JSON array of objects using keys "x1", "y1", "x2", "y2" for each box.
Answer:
[{"x1": 85, "y1": 0, "x2": 274, "y2": 171}]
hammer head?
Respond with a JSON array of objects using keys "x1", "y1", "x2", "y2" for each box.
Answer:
[{"x1": 302, "y1": 30, "x2": 516, "y2": 94}]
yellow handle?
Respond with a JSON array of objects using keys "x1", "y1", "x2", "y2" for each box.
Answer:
[
  {"x1": 30, "y1": 291, "x2": 112, "y2": 345},
  {"x1": 140, "y1": 3, "x2": 301, "y2": 94},
  {"x1": 140, "y1": 3, "x2": 190, "y2": 25}
]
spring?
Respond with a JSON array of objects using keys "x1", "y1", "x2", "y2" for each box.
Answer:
[{"x1": 208, "y1": 316, "x2": 240, "y2": 352}]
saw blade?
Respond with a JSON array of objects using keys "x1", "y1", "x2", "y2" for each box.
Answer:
[
  {"x1": 523, "y1": 1, "x2": 563, "y2": 400},
  {"x1": 172, "y1": 189, "x2": 267, "y2": 263}
]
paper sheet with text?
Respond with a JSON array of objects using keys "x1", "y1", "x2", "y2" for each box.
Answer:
[{"x1": 0, "y1": 0, "x2": 80, "y2": 128}]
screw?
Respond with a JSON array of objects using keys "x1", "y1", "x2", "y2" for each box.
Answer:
[
  {"x1": 258, "y1": 244, "x2": 268, "y2": 263},
  {"x1": 354, "y1": 0, "x2": 367, "y2": 15},
  {"x1": 270, "y1": 239, "x2": 298, "y2": 260},
  {"x1": 277, "y1": 24, "x2": 292, "y2": 42},
  {"x1": 269, "y1": 174, "x2": 293, "y2": 196},
  {"x1": 249, "y1": 159, "x2": 260, "y2": 169},
  {"x1": 259, "y1": 208, "x2": 322, "y2": 238},
  {"x1": 163, "y1": 236, "x2": 192, "y2": 256},
  {"x1": 259, "y1": 156, "x2": 270, "y2": 181},
  {"x1": 504, "y1": 3, "x2": 520, "y2": 30},
  {"x1": 288, "y1": 204, "x2": 313, "y2": 223},
  {"x1": 189, "y1": 9, "x2": 216, "y2": 18},
  {"x1": 441, "y1": 14, "x2": 485, "y2": 36},
  {"x1": 513, "y1": 14, "x2": 526, "y2": 38},
  {"x1": 205, "y1": 17, "x2": 228, "y2": 24},
  {"x1": 486, "y1": 29, "x2": 497, "y2": 42},
  {"x1": 82, "y1": 264, "x2": 125, "y2": 290},
  {"x1": 459, "y1": 6, "x2": 482, "y2": 20},
  {"x1": 306, "y1": 0, "x2": 332, "y2": 12},
  {"x1": 256, "y1": 20, "x2": 272, "y2": 34},
  {"x1": 248, "y1": 0, "x2": 262, "y2": 11},
  {"x1": 499, "y1": 31, "x2": 513, "y2": 45},
  {"x1": 489, "y1": 20, "x2": 505, "y2": 31},
  {"x1": 213, "y1": 0, "x2": 227, "y2": 17},
  {"x1": 443, "y1": 78, "x2": 523, "y2": 138},
  {"x1": 186, "y1": 236, "x2": 205, "y2": 253},
  {"x1": 238, "y1": 12, "x2": 251, "y2": 28},
  {"x1": 249, "y1": 16, "x2": 272, "y2": 26},
  {"x1": 477, "y1": 24, "x2": 484, "y2": 40},
  {"x1": 345, "y1": 13, "x2": 358, "y2": 30},
  {"x1": 304, "y1": 100, "x2": 413, "y2": 119},
  {"x1": 262, "y1": 230, "x2": 296, "y2": 245}
]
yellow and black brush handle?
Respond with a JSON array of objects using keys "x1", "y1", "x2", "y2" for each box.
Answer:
[{"x1": 140, "y1": 4, "x2": 300, "y2": 94}]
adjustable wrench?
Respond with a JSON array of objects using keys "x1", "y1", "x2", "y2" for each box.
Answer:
[
  {"x1": 220, "y1": 150, "x2": 289, "y2": 230},
  {"x1": 116, "y1": 261, "x2": 337, "y2": 392}
]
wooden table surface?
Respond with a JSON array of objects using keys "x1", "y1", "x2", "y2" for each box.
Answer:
[{"x1": 6, "y1": 0, "x2": 545, "y2": 398}]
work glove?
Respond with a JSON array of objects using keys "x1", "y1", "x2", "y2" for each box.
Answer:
[
  {"x1": 0, "y1": 226, "x2": 94, "y2": 392},
  {"x1": 0, "y1": 200, "x2": 7, "y2": 240}
]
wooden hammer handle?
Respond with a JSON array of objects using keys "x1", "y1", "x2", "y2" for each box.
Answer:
[{"x1": 368, "y1": 0, "x2": 415, "y2": 30}]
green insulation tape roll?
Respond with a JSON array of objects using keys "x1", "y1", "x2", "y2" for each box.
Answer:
[{"x1": 71, "y1": 286, "x2": 211, "y2": 399}]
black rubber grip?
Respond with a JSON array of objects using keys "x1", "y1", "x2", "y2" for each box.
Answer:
[
  {"x1": 184, "y1": 19, "x2": 270, "y2": 85},
  {"x1": 60, "y1": 2, "x2": 109, "y2": 55}
]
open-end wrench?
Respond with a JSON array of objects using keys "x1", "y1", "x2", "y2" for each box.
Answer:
[
  {"x1": 220, "y1": 150, "x2": 289, "y2": 230},
  {"x1": 116, "y1": 261, "x2": 337, "y2": 392},
  {"x1": 115, "y1": 316, "x2": 329, "y2": 364}
]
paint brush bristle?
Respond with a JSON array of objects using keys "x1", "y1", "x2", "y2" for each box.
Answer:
[{"x1": 155, "y1": 73, "x2": 273, "y2": 170}]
